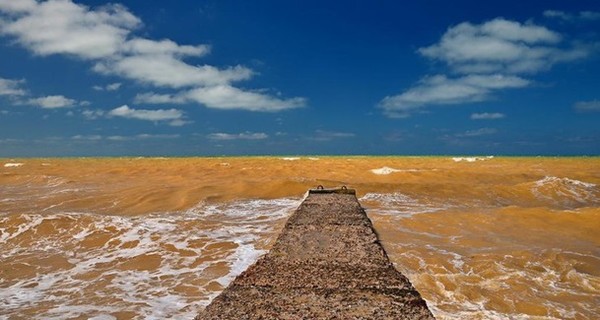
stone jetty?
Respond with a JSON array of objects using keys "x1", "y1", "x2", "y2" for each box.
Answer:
[{"x1": 196, "y1": 187, "x2": 435, "y2": 319}]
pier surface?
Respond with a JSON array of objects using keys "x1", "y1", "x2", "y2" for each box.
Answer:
[{"x1": 196, "y1": 187, "x2": 434, "y2": 319}]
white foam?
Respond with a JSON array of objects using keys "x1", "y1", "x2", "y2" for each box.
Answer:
[
  {"x1": 281, "y1": 157, "x2": 300, "y2": 161},
  {"x1": 4, "y1": 163, "x2": 24, "y2": 167},
  {"x1": 531, "y1": 176, "x2": 599, "y2": 207},
  {"x1": 308, "y1": 157, "x2": 320, "y2": 161},
  {"x1": 452, "y1": 156, "x2": 493, "y2": 162},
  {"x1": 371, "y1": 167, "x2": 401, "y2": 175},
  {"x1": 1, "y1": 197, "x2": 301, "y2": 319},
  {"x1": 370, "y1": 167, "x2": 423, "y2": 175},
  {"x1": 535, "y1": 176, "x2": 596, "y2": 189},
  {"x1": 360, "y1": 192, "x2": 448, "y2": 216}
]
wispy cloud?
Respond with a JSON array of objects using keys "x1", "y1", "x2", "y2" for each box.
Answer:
[
  {"x1": 456, "y1": 127, "x2": 498, "y2": 137},
  {"x1": 311, "y1": 130, "x2": 356, "y2": 141},
  {"x1": 0, "y1": 77, "x2": 26, "y2": 97},
  {"x1": 93, "y1": 82, "x2": 122, "y2": 91},
  {"x1": 108, "y1": 105, "x2": 186, "y2": 126},
  {"x1": 381, "y1": 74, "x2": 528, "y2": 117},
  {"x1": 107, "y1": 133, "x2": 180, "y2": 141},
  {"x1": 71, "y1": 134, "x2": 102, "y2": 141},
  {"x1": 544, "y1": 10, "x2": 600, "y2": 22},
  {"x1": 573, "y1": 100, "x2": 600, "y2": 112},
  {"x1": 81, "y1": 109, "x2": 105, "y2": 120},
  {"x1": 380, "y1": 17, "x2": 592, "y2": 118},
  {"x1": 207, "y1": 132, "x2": 269, "y2": 140},
  {"x1": 28, "y1": 95, "x2": 77, "y2": 108},
  {"x1": 0, "y1": 0, "x2": 304, "y2": 112},
  {"x1": 183, "y1": 85, "x2": 306, "y2": 111},
  {"x1": 471, "y1": 112, "x2": 506, "y2": 120},
  {"x1": 134, "y1": 92, "x2": 186, "y2": 105},
  {"x1": 135, "y1": 86, "x2": 305, "y2": 111}
]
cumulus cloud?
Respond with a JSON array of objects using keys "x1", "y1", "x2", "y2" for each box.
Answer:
[
  {"x1": 381, "y1": 16, "x2": 593, "y2": 118},
  {"x1": 108, "y1": 105, "x2": 186, "y2": 126},
  {"x1": 573, "y1": 100, "x2": 600, "y2": 112},
  {"x1": 0, "y1": 77, "x2": 26, "y2": 97},
  {"x1": 471, "y1": 112, "x2": 506, "y2": 120},
  {"x1": 28, "y1": 95, "x2": 76, "y2": 108},
  {"x1": 380, "y1": 74, "x2": 529, "y2": 117},
  {"x1": 0, "y1": 0, "x2": 37, "y2": 13},
  {"x1": 0, "y1": 0, "x2": 304, "y2": 112},
  {"x1": 208, "y1": 132, "x2": 269, "y2": 140},
  {"x1": 419, "y1": 18, "x2": 587, "y2": 74},
  {"x1": 0, "y1": 0, "x2": 140, "y2": 59}
]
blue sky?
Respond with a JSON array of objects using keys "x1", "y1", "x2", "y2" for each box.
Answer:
[{"x1": 0, "y1": 0, "x2": 599, "y2": 156}]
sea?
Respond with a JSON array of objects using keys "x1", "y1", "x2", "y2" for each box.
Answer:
[{"x1": 1, "y1": 156, "x2": 599, "y2": 319}]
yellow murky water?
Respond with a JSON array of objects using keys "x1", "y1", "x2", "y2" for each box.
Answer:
[{"x1": 1, "y1": 157, "x2": 599, "y2": 319}]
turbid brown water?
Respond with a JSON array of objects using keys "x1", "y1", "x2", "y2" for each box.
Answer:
[
  {"x1": 1, "y1": 157, "x2": 599, "y2": 319},
  {"x1": 197, "y1": 188, "x2": 434, "y2": 319}
]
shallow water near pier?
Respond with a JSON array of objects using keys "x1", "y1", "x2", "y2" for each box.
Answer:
[{"x1": 1, "y1": 157, "x2": 599, "y2": 319}]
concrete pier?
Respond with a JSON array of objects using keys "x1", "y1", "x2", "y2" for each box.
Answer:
[{"x1": 196, "y1": 187, "x2": 435, "y2": 319}]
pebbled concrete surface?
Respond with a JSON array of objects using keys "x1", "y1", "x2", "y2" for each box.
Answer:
[{"x1": 196, "y1": 188, "x2": 435, "y2": 320}]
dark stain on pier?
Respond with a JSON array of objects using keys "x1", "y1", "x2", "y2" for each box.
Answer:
[{"x1": 196, "y1": 187, "x2": 435, "y2": 319}]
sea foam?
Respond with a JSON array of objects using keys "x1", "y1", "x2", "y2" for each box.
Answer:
[
  {"x1": 4, "y1": 162, "x2": 24, "y2": 167},
  {"x1": 371, "y1": 167, "x2": 402, "y2": 175},
  {"x1": 0, "y1": 197, "x2": 301, "y2": 319},
  {"x1": 452, "y1": 156, "x2": 493, "y2": 162}
]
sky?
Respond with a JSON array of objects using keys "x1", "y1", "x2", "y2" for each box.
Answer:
[{"x1": 0, "y1": 0, "x2": 599, "y2": 156}]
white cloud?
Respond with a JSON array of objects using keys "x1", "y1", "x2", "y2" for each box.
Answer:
[
  {"x1": 107, "y1": 133, "x2": 180, "y2": 141},
  {"x1": 380, "y1": 74, "x2": 529, "y2": 116},
  {"x1": 82, "y1": 109, "x2": 105, "y2": 119},
  {"x1": 71, "y1": 134, "x2": 102, "y2": 140},
  {"x1": 380, "y1": 16, "x2": 595, "y2": 118},
  {"x1": 208, "y1": 132, "x2": 269, "y2": 140},
  {"x1": 93, "y1": 82, "x2": 122, "y2": 91},
  {"x1": 28, "y1": 95, "x2": 77, "y2": 108},
  {"x1": 0, "y1": 0, "x2": 305, "y2": 113},
  {"x1": 471, "y1": 112, "x2": 506, "y2": 120},
  {"x1": 544, "y1": 10, "x2": 600, "y2": 22},
  {"x1": 134, "y1": 92, "x2": 186, "y2": 105},
  {"x1": 0, "y1": 77, "x2": 26, "y2": 96},
  {"x1": 0, "y1": 0, "x2": 37, "y2": 14},
  {"x1": 573, "y1": 100, "x2": 600, "y2": 112},
  {"x1": 122, "y1": 38, "x2": 210, "y2": 57},
  {"x1": 184, "y1": 85, "x2": 306, "y2": 111},
  {"x1": 94, "y1": 56, "x2": 253, "y2": 88},
  {"x1": 0, "y1": 0, "x2": 140, "y2": 59},
  {"x1": 108, "y1": 105, "x2": 185, "y2": 126},
  {"x1": 106, "y1": 82, "x2": 122, "y2": 91},
  {"x1": 312, "y1": 130, "x2": 355, "y2": 141},
  {"x1": 419, "y1": 18, "x2": 587, "y2": 74},
  {"x1": 456, "y1": 127, "x2": 498, "y2": 137},
  {"x1": 134, "y1": 86, "x2": 305, "y2": 111}
]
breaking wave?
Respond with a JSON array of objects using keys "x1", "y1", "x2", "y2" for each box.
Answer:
[{"x1": 0, "y1": 198, "x2": 300, "y2": 319}]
